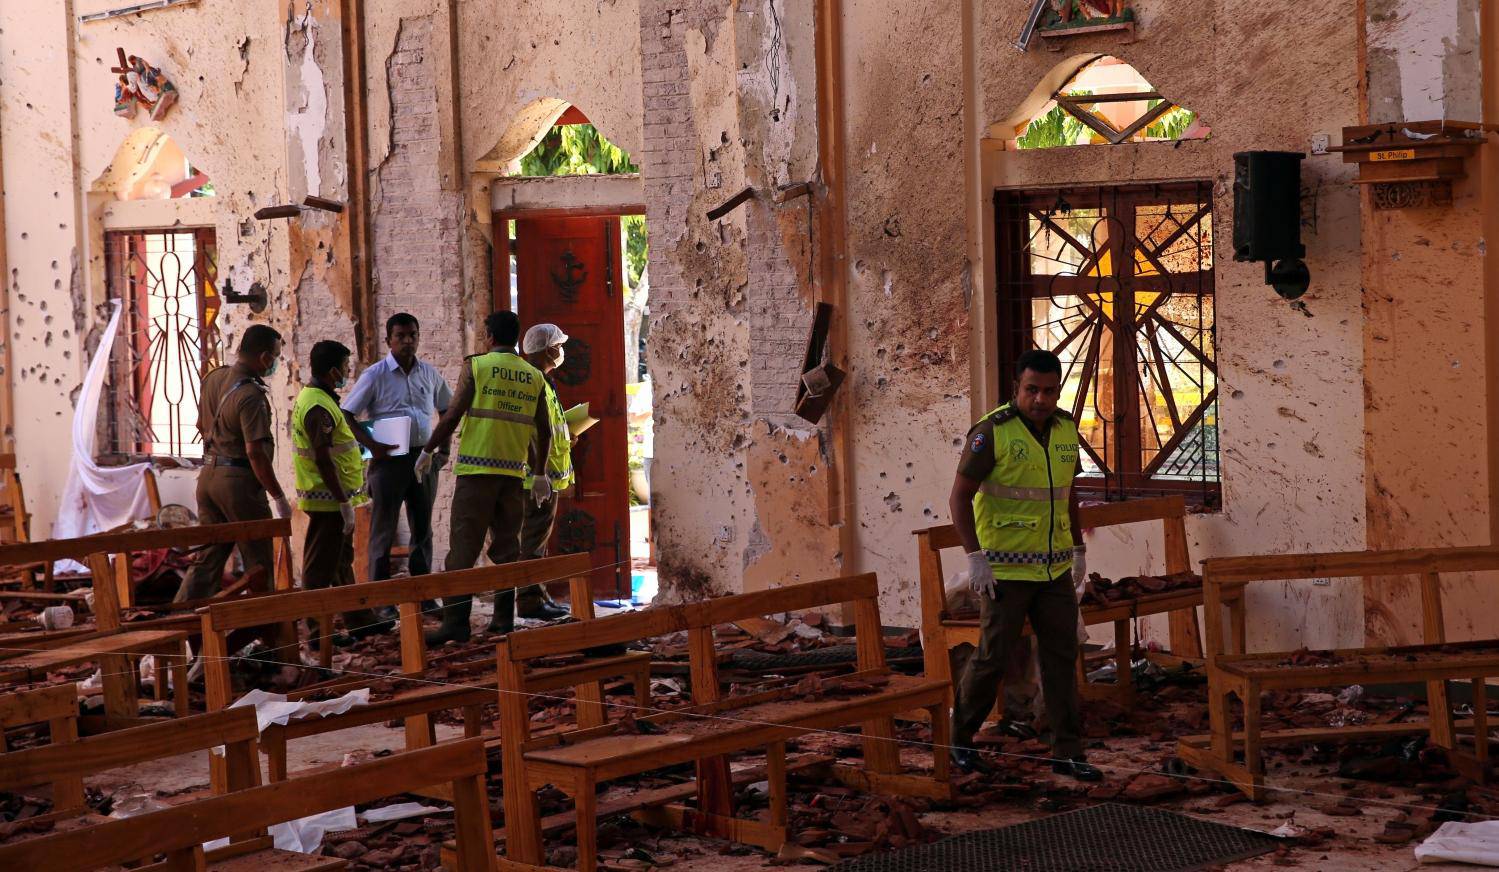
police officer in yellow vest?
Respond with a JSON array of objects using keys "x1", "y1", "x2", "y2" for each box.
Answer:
[
  {"x1": 514, "y1": 322, "x2": 575, "y2": 621},
  {"x1": 947, "y1": 349, "x2": 1100, "y2": 781},
  {"x1": 414, "y1": 311, "x2": 551, "y2": 644},
  {"x1": 293, "y1": 340, "x2": 395, "y2": 646}
]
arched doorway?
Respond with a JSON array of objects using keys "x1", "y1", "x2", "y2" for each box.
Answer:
[{"x1": 486, "y1": 104, "x2": 652, "y2": 601}]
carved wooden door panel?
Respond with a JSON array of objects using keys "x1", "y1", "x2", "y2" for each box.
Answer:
[{"x1": 509, "y1": 215, "x2": 629, "y2": 598}]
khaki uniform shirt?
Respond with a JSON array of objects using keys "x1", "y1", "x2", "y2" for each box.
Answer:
[{"x1": 200, "y1": 362, "x2": 273, "y2": 459}]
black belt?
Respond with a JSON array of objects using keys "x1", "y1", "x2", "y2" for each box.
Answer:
[{"x1": 204, "y1": 455, "x2": 252, "y2": 469}]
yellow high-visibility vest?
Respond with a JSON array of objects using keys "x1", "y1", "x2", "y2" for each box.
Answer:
[
  {"x1": 292, "y1": 386, "x2": 368, "y2": 512},
  {"x1": 972, "y1": 403, "x2": 1078, "y2": 582},
  {"x1": 453, "y1": 351, "x2": 543, "y2": 478}
]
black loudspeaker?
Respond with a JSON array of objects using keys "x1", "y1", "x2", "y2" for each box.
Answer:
[
  {"x1": 1232, "y1": 151, "x2": 1305, "y2": 262},
  {"x1": 1233, "y1": 150, "x2": 1310, "y2": 300}
]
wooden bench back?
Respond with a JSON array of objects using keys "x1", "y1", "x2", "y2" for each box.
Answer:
[
  {"x1": 0, "y1": 708, "x2": 261, "y2": 812},
  {"x1": 914, "y1": 494, "x2": 1193, "y2": 648},
  {"x1": 497, "y1": 573, "x2": 886, "y2": 732},
  {"x1": 1200, "y1": 544, "x2": 1499, "y2": 666},
  {"x1": 0, "y1": 737, "x2": 494, "y2": 872},
  {"x1": 0, "y1": 453, "x2": 29, "y2": 544},
  {"x1": 198, "y1": 552, "x2": 594, "y2": 710},
  {"x1": 0, "y1": 685, "x2": 82, "y2": 811},
  {"x1": 0, "y1": 519, "x2": 294, "y2": 630}
]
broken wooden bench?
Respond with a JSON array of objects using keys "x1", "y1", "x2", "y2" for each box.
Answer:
[
  {"x1": 495, "y1": 572, "x2": 952, "y2": 872},
  {"x1": 0, "y1": 707, "x2": 494, "y2": 872},
  {"x1": 0, "y1": 518, "x2": 292, "y2": 727},
  {"x1": 1176, "y1": 544, "x2": 1499, "y2": 799},
  {"x1": 199, "y1": 551, "x2": 650, "y2": 793},
  {"x1": 916, "y1": 494, "x2": 1208, "y2": 709}
]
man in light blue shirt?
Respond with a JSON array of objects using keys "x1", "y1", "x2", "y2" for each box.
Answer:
[{"x1": 342, "y1": 313, "x2": 453, "y2": 585}]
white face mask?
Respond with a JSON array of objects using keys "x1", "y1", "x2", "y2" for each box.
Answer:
[{"x1": 552, "y1": 346, "x2": 565, "y2": 367}]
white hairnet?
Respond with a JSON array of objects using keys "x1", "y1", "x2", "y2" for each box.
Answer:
[{"x1": 522, "y1": 323, "x2": 569, "y2": 354}]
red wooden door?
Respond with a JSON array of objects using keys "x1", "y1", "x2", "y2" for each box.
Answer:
[{"x1": 509, "y1": 215, "x2": 629, "y2": 598}]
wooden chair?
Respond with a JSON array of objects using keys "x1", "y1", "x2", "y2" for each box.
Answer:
[
  {"x1": 0, "y1": 722, "x2": 494, "y2": 872},
  {"x1": 0, "y1": 520, "x2": 293, "y2": 728},
  {"x1": 916, "y1": 494, "x2": 1202, "y2": 709},
  {"x1": 1175, "y1": 545, "x2": 1499, "y2": 799},
  {"x1": 0, "y1": 684, "x2": 83, "y2": 812},
  {"x1": 198, "y1": 552, "x2": 639, "y2": 794},
  {"x1": 496, "y1": 573, "x2": 952, "y2": 872}
]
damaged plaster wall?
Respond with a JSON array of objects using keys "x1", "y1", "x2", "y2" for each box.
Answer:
[
  {"x1": 975, "y1": 1, "x2": 1367, "y2": 650},
  {"x1": 1362, "y1": 0, "x2": 1491, "y2": 645},
  {"x1": 2, "y1": 3, "x2": 295, "y2": 525}
]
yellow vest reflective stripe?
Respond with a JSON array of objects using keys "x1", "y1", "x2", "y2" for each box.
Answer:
[
  {"x1": 291, "y1": 387, "x2": 369, "y2": 512},
  {"x1": 971, "y1": 404, "x2": 1079, "y2": 582},
  {"x1": 453, "y1": 351, "x2": 543, "y2": 478},
  {"x1": 525, "y1": 380, "x2": 574, "y2": 490}
]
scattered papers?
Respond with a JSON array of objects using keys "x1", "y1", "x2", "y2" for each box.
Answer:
[
  {"x1": 1416, "y1": 821, "x2": 1499, "y2": 865},
  {"x1": 362, "y1": 802, "x2": 451, "y2": 823},
  {"x1": 371, "y1": 416, "x2": 412, "y2": 456},
  {"x1": 229, "y1": 687, "x2": 370, "y2": 733},
  {"x1": 564, "y1": 403, "x2": 599, "y2": 437}
]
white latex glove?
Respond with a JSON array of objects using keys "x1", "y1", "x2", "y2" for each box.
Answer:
[
  {"x1": 966, "y1": 551, "x2": 996, "y2": 599},
  {"x1": 531, "y1": 475, "x2": 553, "y2": 506},
  {"x1": 1072, "y1": 546, "x2": 1089, "y2": 644},
  {"x1": 272, "y1": 495, "x2": 293, "y2": 520},
  {"x1": 339, "y1": 501, "x2": 356, "y2": 536},
  {"x1": 413, "y1": 449, "x2": 434, "y2": 479}
]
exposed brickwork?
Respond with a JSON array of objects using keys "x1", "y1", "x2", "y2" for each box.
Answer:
[
  {"x1": 745, "y1": 201, "x2": 810, "y2": 423},
  {"x1": 372, "y1": 14, "x2": 465, "y2": 376},
  {"x1": 369, "y1": 13, "x2": 466, "y2": 564},
  {"x1": 638, "y1": 3, "x2": 696, "y2": 325}
]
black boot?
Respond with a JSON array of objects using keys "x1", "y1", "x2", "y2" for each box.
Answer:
[
  {"x1": 487, "y1": 589, "x2": 516, "y2": 635},
  {"x1": 516, "y1": 584, "x2": 569, "y2": 621},
  {"x1": 424, "y1": 594, "x2": 473, "y2": 646},
  {"x1": 950, "y1": 746, "x2": 995, "y2": 775},
  {"x1": 1052, "y1": 756, "x2": 1103, "y2": 782}
]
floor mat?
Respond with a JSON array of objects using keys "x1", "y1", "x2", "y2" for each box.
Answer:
[{"x1": 827, "y1": 803, "x2": 1282, "y2": 872}]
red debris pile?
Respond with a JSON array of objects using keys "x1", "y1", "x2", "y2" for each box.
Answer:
[{"x1": 1078, "y1": 571, "x2": 1202, "y2": 607}]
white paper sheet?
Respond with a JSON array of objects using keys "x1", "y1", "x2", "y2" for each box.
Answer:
[
  {"x1": 1417, "y1": 821, "x2": 1499, "y2": 865},
  {"x1": 371, "y1": 415, "x2": 411, "y2": 456},
  {"x1": 229, "y1": 687, "x2": 371, "y2": 733}
]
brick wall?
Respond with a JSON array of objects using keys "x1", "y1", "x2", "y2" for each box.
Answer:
[
  {"x1": 369, "y1": 13, "x2": 466, "y2": 565},
  {"x1": 745, "y1": 201, "x2": 810, "y2": 423},
  {"x1": 372, "y1": 14, "x2": 465, "y2": 373},
  {"x1": 639, "y1": 1, "x2": 811, "y2": 424}
]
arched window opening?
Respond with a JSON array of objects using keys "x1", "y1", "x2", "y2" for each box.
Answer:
[{"x1": 1014, "y1": 56, "x2": 1207, "y2": 150}]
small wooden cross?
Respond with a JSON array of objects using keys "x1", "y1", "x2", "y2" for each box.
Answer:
[{"x1": 110, "y1": 47, "x2": 130, "y2": 75}]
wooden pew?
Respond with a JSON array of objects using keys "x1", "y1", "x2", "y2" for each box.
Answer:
[
  {"x1": 0, "y1": 684, "x2": 83, "y2": 812},
  {"x1": 916, "y1": 494, "x2": 1203, "y2": 709},
  {"x1": 0, "y1": 520, "x2": 292, "y2": 727},
  {"x1": 198, "y1": 552, "x2": 644, "y2": 793},
  {"x1": 0, "y1": 709, "x2": 262, "y2": 844},
  {"x1": 0, "y1": 726, "x2": 494, "y2": 872},
  {"x1": 496, "y1": 573, "x2": 952, "y2": 872},
  {"x1": 1176, "y1": 545, "x2": 1499, "y2": 799}
]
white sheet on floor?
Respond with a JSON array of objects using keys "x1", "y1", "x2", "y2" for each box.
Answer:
[
  {"x1": 228, "y1": 687, "x2": 370, "y2": 733},
  {"x1": 269, "y1": 806, "x2": 359, "y2": 853},
  {"x1": 1417, "y1": 821, "x2": 1499, "y2": 865},
  {"x1": 51, "y1": 299, "x2": 154, "y2": 568}
]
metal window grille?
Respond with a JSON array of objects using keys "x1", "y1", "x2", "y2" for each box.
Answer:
[
  {"x1": 104, "y1": 228, "x2": 221, "y2": 460},
  {"x1": 994, "y1": 182, "x2": 1220, "y2": 509}
]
